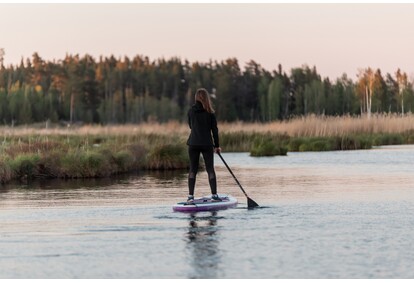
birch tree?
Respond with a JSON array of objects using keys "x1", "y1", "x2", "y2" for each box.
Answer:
[
  {"x1": 395, "y1": 69, "x2": 408, "y2": 115},
  {"x1": 357, "y1": 68, "x2": 375, "y2": 118}
]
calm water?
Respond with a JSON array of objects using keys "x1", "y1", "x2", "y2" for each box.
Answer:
[{"x1": 1, "y1": 145, "x2": 414, "y2": 278}]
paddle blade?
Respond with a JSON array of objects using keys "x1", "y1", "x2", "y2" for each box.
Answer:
[{"x1": 247, "y1": 197, "x2": 259, "y2": 208}]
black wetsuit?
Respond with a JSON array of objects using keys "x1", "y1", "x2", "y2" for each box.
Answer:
[{"x1": 187, "y1": 101, "x2": 219, "y2": 196}]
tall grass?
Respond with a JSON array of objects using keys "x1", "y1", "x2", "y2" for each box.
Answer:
[
  {"x1": 0, "y1": 133, "x2": 188, "y2": 182},
  {"x1": 218, "y1": 114, "x2": 414, "y2": 137},
  {"x1": 250, "y1": 137, "x2": 288, "y2": 156},
  {"x1": 3, "y1": 114, "x2": 414, "y2": 138},
  {"x1": 3, "y1": 114, "x2": 414, "y2": 183},
  {"x1": 0, "y1": 158, "x2": 13, "y2": 183}
]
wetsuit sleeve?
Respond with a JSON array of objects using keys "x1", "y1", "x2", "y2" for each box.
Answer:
[{"x1": 211, "y1": 113, "x2": 219, "y2": 148}]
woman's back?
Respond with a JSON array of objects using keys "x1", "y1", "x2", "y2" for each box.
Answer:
[{"x1": 187, "y1": 101, "x2": 219, "y2": 148}]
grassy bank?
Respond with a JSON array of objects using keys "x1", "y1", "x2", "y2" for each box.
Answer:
[
  {"x1": 0, "y1": 133, "x2": 189, "y2": 183},
  {"x1": 2, "y1": 114, "x2": 414, "y2": 183}
]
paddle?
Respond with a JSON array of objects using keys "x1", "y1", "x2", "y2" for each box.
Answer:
[{"x1": 217, "y1": 152, "x2": 259, "y2": 208}]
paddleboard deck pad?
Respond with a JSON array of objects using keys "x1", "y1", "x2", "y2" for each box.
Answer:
[{"x1": 173, "y1": 194, "x2": 237, "y2": 212}]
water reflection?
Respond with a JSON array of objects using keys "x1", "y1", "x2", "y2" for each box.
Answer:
[
  {"x1": 0, "y1": 170, "x2": 189, "y2": 206},
  {"x1": 145, "y1": 169, "x2": 187, "y2": 181},
  {"x1": 186, "y1": 212, "x2": 221, "y2": 279},
  {"x1": 0, "y1": 169, "x2": 188, "y2": 192}
]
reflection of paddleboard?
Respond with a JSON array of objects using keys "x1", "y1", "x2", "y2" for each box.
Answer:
[{"x1": 173, "y1": 194, "x2": 237, "y2": 212}]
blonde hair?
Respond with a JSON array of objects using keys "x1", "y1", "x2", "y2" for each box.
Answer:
[{"x1": 195, "y1": 88, "x2": 215, "y2": 113}]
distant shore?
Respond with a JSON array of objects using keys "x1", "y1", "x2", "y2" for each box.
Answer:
[{"x1": 1, "y1": 114, "x2": 414, "y2": 184}]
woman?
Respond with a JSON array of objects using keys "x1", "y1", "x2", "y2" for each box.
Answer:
[{"x1": 186, "y1": 88, "x2": 222, "y2": 203}]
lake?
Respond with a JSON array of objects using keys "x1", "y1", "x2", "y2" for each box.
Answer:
[{"x1": 1, "y1": 145, "x2": 414, "y2": 278}]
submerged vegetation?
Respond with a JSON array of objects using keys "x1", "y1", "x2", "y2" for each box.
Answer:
[{"x1": 2, "y1": 115, "x2": 414, "y2": 183}]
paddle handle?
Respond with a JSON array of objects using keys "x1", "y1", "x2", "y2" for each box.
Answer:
[{"x1": 217, "y1": 152, "x2": 249, "y2": 198}]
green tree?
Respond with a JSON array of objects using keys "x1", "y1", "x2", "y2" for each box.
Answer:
[
  {"x1": 290, "y1": 65, "x2": 321, "y2": 116},
  {"x1": 257, "y1": 76, "x2": 270, "y2": 121},
  {"x1": 372, "y1": 69, "x2": 387, "y2": 113},
  {"x1": 214, "y1": 59, "x2": 239, "y2": 121},
  {"x1": 0, "y1": 89, "x2": 9, "y2": 124},
  {"x1": 268, "y1": 77, "x2": 282, "y2": 120}
]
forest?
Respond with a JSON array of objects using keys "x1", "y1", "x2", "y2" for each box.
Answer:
[{"x1": 0, "y1": 51, "x2": 413, "y2": 125}]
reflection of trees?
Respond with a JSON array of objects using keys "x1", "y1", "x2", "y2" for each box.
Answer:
[
  {"x1": 145, "y1": 169, "x2": 187, "y2": 181},
  {"x1": 186, "y1": 212, "x2": 221, "y2": 279}
]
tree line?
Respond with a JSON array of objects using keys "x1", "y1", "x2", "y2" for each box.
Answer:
[{"x1": 0, "y1": 52, "x2": 413, "y2": 125}]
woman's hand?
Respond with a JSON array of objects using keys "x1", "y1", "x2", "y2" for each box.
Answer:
[{"x1": 214, "y1": 147, "x2": 222, "y2": 154}]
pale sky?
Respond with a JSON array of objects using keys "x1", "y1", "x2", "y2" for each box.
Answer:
[{"x1": 1, "y1": 3, "x2": 414, "y2": 80}]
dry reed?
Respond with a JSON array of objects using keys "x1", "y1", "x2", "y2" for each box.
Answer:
[
  {"x1": 219, "y1": 114, "x2": 414, "y2": 137},
  {"x1": 2, "y1": 114, "x2": 414, "y2": 138}
]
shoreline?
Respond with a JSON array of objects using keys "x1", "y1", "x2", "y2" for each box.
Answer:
[{"x1": 2, "y1": 115, "x2": 414, "y2": 184}]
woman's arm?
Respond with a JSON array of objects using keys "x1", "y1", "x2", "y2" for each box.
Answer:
[
  {"x1": 211, "y1": 113, "x2": 219, "y2": 148},
  {"x1": 187, "y1": 109, "x2": 192, "y2": 129}
]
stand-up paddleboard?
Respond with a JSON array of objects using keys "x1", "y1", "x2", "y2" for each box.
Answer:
[{"x1": 173, "y1": 194, "x2": 237, "y2": 212}]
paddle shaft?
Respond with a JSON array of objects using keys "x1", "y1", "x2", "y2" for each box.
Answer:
[{"x1": 217, "y1": 152, "x2": 249, "y2": 198}]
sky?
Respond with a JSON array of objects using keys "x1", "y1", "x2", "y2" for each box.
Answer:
[{"x1": 1, "y1": 3, "x2": 414, "y2": 80}]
